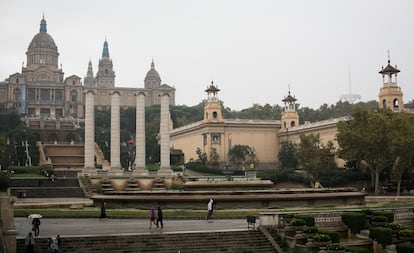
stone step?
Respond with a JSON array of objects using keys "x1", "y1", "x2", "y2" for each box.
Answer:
[{"x1": 16, "y1": 230, "x2": 277, "y2": 253}]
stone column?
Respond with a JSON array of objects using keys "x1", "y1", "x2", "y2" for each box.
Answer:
[
  {"x1": 1, "y1": 195, "x2": 17, "y2": 253},
  {"x1": 84, "y1": 90, "x2": 95, "y2": 170},
  {"x1": 158, "y1": 93, "x2": 172, "y2": 177},
  {"x1": 110, "y1": 91, "x2": 122, "y2": 172},
  {"x1": 134, "y1": 92, "x2": 147, "y2": 175}
]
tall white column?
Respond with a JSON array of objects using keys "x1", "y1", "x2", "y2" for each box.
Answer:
[
  {"x1": 158, "y1": 93, "x2": 172, "y2": 177},
  {"x1": 84, "y1": 90, "x2": 95, "y2": 170},
  {"x1": 110, "y1": 91, "x2": 121, "y2": 171},
  {"x1": 134, "y1": 92, "x2": 147, "y2": 175}
]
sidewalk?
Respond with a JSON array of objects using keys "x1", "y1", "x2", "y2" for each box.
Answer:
[{"x1": 14, "y1": 218, "x2": 249, "y2": 239}]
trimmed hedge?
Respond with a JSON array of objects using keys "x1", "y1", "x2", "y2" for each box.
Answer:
[
  {"x1": 396, "y1": 242, "x2": 414, "y2": 253},
  {"x1": 373, "y1": 211, "x2": 394, "y2": 223},
  {"x1": 370, "y1": 227, "x2": 393, "y2": 246},
  {"x1": 344, "y1": 246, "x2": 371, "y2": 253},
  {"x1": 294, "y1": 214, "x2": 315, "y2": 226},
  {"x1": 320, "y1": 230, "x2": 340, "y2": 243},
  {"x1": 342, "y1": 212, "x2": 366, "y2": 233},
  {"x1": 8, "y1": 165, "x2": 53, "y2": 176}
]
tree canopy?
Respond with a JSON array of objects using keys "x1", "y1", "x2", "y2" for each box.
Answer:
[{"x1": 336, "y1": 108, "x2": 414, "y2": 195}]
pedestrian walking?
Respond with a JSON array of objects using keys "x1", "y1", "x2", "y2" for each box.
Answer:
[
  {"x1": 149, "y1": 207, "x2": 156, "y2": 228},
  {"x1": 206, "y1": 199, "x2": 214, "y2": 220},
  {"x1": 99, "y1": 202, "x2": 107, "y2": 219},
  {"x1": 32, "y1": 218, "x2": 41, "y2": 237},
  {"x1": 49, "y1": 236, "x2": 59, "y2": 253},
  {"x1": 156, "y1": 206, "x2": 164, "y2": 228},
  {"x1": 25, "y1": 232, "x2": 35, "y2": 253}
]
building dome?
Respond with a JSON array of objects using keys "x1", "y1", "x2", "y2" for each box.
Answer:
[
  {"x1": 26, "y1": 16, "x2": 59, "y2": 69},
  {"x1": 28, "y1": 17, "x2": 57, "y2": 51},
  {"x1": 144, "y1": 60, "x2": 161, "y2": 89},
  {"x1": 145, "y1": 60, "x2": 161, "y2": 80}
]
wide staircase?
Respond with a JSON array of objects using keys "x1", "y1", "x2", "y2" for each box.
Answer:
[
  {"x1": 43, "y1": 143, "x2": 84, "y2": 169},
  {"x1": 9, "y1": 178, "x2": 85, "y2": 198},
  {"x1": 16, "y1": 230, "x2": 277, "y2": 253}
]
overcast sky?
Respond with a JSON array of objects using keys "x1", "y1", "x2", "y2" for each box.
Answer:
[{"x1": 1, "y1": 0, "x2": 413, "y2": 110}]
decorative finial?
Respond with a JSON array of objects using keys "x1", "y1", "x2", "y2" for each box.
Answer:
[
  {"x1": 387, "y1": 50, "x2": 390, "y2": 64},
  {"x1": 151, "y1": 58, "x2": 155, "y2": 69}
]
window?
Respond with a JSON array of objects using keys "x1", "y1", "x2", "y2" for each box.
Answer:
[
  {"x1": 211, "y1": 133, "x2": 221, "y2": 144},
  {"x1": 28, "y1": 89, "x2": 35, "y2": 101},
  {"x1": 14, "y1": 88, "x2": 22, "y2": 101},
  {"x1": 40, "y1": 89, "x2": 49, "y2": 102},
  {"x1": 55, "y1": 90, "x2": 63, "y2": 102},
  {"x1": 71, "y1": 90, "x2": 78, "y2": 102},
  {"x1": 72, "y1": 81, "x2": 75, "y2": 86}
]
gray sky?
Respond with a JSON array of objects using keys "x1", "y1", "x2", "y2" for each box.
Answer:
[{"x1": 1, "y1": 0, "x2": 413, "y2": 110}]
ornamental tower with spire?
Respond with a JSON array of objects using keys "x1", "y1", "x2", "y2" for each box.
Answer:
[
  {"x1": 281, "y1": 89, "x2": 299, "y2": 130},
  {"x1": 203, "y1": 81, "x2": 223, "y2": 123},
  {"x1": 96, "y1": 39, "x2": 115, "y2": 88},
  {"x1": 378, "y1": 52, "x2": 405, "y2": 112},
  {"x1": 84, "y1": 60, "x2": 96, "y2": 87}
]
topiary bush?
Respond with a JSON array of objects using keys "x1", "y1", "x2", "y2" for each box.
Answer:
[
  {"x1": 291, "y1": 218, "x2": 307, "y2": 226},
  {"x1": 303, "y1": 226, "x2": 318, "y2": 234},
  {"x1": 344, "y1": 246, "x2": 371, "y2": 253},
  {"x1": 294, "y1": 214, "x2": 315, "y2": 226},
  {"x1": 313, "y1": 233, "x2": 331, "y2": 242},
  {"x1": 373, "y1": 211, "x2": 394, "y2": 223},
  {"x1": 370, "y1": 227, "x2": 393, "y2": 246},
  {"x1": 342, "y1": 212, "x2": 366, "y2": 233},
  {"x1": 327, "y1": 243, "x2": 345, "y2": 251},
  {"x1": 320, "y1": 230, "x2": 340, "y2": 243},
  {"x1": 396, "y1": 242, "x2": 414, "y2": 253},
  {"x1": 385, "y1": 222, "x2": 401, "y2": 231}
]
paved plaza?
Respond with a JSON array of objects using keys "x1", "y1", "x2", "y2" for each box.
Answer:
[{"x1": 14, "y1": 218, "x2": 249, "y2": 239}]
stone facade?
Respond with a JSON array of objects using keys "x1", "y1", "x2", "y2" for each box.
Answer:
[{"x1": 0, "y1": 16, "x2": 176, "y2": 123}]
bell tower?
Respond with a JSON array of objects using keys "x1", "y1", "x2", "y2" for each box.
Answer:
[
  {"x1": 281, "y1": 89, "x2": 299, "y2": 130},
  {"x1": 96, "y1": 39, "x2": 115, "y2": 88},
  {"x1": 378, "y1": 52, "x2": 405, "y2": 112},
  {"x1": 203, "y1": 81, "x2": 223, "y2": 123}
]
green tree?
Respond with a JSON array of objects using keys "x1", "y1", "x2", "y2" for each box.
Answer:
[
  {"x1": 209, "y1": 147, "x2": 220, "y2": 166},
  {"x1": 295, "y1": 133, "x2": 337, "y2": 182},
  {"x1": 389, "y1": 112, "x2": 414, "y2": 197},
  {"x1": 228, "y1": 144, "x2": 252, "y2": 164},
  {"x1": 278, "y1": 141, "x2": 298, "y2": 169},
  {"x1": 337, "y1": 108, "x2": 394, "y2": 194},
  {"x1": 196, "y1": 147, "x2": 207, "y2": 164}
]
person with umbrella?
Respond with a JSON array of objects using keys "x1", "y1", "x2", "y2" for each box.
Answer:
[{"x1": 28, "y1": 214, "x2": 42, "y2": 237}]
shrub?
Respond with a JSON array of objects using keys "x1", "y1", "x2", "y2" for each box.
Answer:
[
  {"x1": 320, "y1": 230, "x2": 340, "y2": 243},
  {"x1": 399, "y1": 229, "x2": 414, "y2": 238},
  {"x1": 327, "y1": 243, "x2": 345, "y2": 251},
  {"x1": 8, "y1": 165, "x2": 54, "y2": 176},
  {"x1": 291, "y1": 218, "x2": 307, "y2": 226},
  {"x1": 371, "y1": 215, "x2": 387, "y2": 223},
  {"x1": 313, "y1": 233, "x2": 331, "y2": 242},
  {"x1": 342, "y1": 212, "x2": 366, "y2": 233},
  {"x1": 303, "y1": 226, "x2": 318, "y2": 234},
  {"x1": 370, "y1": 227, "x2": 393, "y2": 246},
  {"x1": 373, "y1": 211, "x2": 394, "y2": 223},
  {"x1": 396, "y1": 242, "x2": 414, "y2": 253},
  {"x1": 344, "y1": 246, "x2": 371, "y2": 253},
  {"x1": 385, "y1": 222, "x2": 401, "y2": 231},
  {"x1": 294, "y1": 214, "x2": 315, "y2": 226}
]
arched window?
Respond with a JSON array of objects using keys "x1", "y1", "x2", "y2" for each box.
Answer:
[
  {"x1": 290, "y1": 121, "x2": 296, "y2": 127},
  {"x1": 70, "y1": 90, "x2": 78, "y2": 102},
  {"x1": 213, "y1": 111, "x2": 218, "y2": 119},
  {"x1": 393, "y1": 99, "x2": 399, "y2": 111},
  {"x1": 283, "y1": 122, "x2": 287, "y2": 128},
  {"x1": 14, "y1": 88, "x2": 22, "y2": 101},
  {"x1": 382, "y1": 100, "x2": 387, "y2": 109}
]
